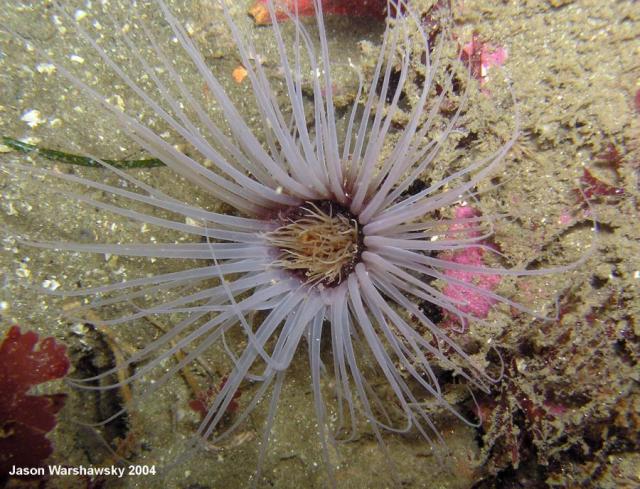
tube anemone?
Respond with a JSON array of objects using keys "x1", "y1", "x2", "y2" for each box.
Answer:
[{"x1": 1, "y1": 0, "x2": 592, "y2": 487}]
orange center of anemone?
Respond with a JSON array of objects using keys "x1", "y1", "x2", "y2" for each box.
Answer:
[{"x1": 264, "y1": 201, "x2": 362, "y2": 287}]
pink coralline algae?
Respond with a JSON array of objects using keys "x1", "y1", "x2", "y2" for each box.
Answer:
[
  {"x1": 0, "y1": 326, "x2": 70, "y2": 481},
  {"x1": 461, "y1": 33, "x2": 508, "y2": 86},
  {"x1": 440, "y1": 206, "x2": 501, "y2": 327},
  {"x1": 249, "y1": 0, "x2": 389, "y2": 25}
]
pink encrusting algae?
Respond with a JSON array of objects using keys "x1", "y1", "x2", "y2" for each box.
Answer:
[
  {"x1": 440, "y1": 206, "x2": 501, "y2": 327},
  {"x1": 461, "y1": 33, "x2": 508, "y2": 87}
]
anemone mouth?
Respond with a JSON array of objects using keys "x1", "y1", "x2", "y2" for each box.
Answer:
[{"x1": 264, "y1": 199, "x2": 364, "y2": 287}]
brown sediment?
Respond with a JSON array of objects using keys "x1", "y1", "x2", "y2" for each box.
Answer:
[{"x1": 0, "y1": 0, "x2": 637, "y2": 488}]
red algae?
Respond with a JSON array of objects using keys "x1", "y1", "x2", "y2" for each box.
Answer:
[
  {"x1": 248, "y1": 0, "x2": 388, "y2": 25},
  {"x1": 189, "y1": 376, "x2": 242, "y2": 420},
  {"x1": 580, "y1": 168, "x2": 625, "y2": 200},
  {"x1": 0, "y1": 326, "x2": 69, "y2": 481},
  {"x1": 595, "y1": 143, "x2": 623, "y2": 170}
]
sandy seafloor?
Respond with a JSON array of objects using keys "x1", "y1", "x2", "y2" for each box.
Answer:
[{"x1": 0, "y1": 0, "x2": 638, "y2": 488}]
